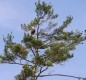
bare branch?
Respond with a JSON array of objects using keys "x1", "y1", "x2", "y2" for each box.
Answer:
[
  {"x1": 37, "y1": 74, "x2": 84, "y2": 80},
  {"x1": 36, "y1": 66, "x2": 48, "y2": 79},
  {"x1": 2, "y1": 61, "x2": 24, "y2": 65},
  {"x1": 1, "y1": 61, "x2": 32, "y2": 66},
  {"x1": 14, "y1": 53, "x2": 33, "y2": 63}
]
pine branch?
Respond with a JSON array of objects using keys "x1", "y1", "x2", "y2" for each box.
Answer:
[
  {"x1": 36, "y1": 66, "x2": 48, "y2": 79},
  {"x1": 2, "y1": 61, "x2": 24, "y2": 65},
  {"x1": 15, "y1": 53, "x2": 32, "y2": 63},
  {"x1": 37, "y1": 74, "x2": 85, "y2": 80},
  {"x1": 2, "y1": 61, "x2": 32, "y2": 66}
]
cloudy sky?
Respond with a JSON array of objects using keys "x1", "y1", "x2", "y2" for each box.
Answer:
[{"x1": 0, "y1": 0, "x2": 86, "y2": 80}]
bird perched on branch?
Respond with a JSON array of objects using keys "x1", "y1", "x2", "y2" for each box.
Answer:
[{"x1": 31, "y1": 26, "x2": 35, "y2": 35}]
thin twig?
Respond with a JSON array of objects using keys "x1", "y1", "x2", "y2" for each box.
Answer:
[
  {"x1": 31, "y1": 48, "x2": 36, "y2": 57},
  {"x1": 2, "y1": 61, "x2": 24, "y2": 65}
]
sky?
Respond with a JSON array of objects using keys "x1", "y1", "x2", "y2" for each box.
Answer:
[{"x1": 0, "y1": 0, "x2": 86, "y2": 80}]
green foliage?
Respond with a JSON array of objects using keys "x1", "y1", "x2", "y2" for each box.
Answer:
[
  {"x1": 45, "y1": 42, "x2": 73, "y2": 63},
  {"x1": 22, "y1": 33, "x2": 47, "y2": 49},
  {"x1": 10, "y1": 44, "x2": 28, "y2": 59},
  {"x1": 0, "y1": 1, "x2": 86, "y2": 80},
  {"x1": 0, "y1": 53, "x2": 16, "y2": 63},
  {"x1": 22, "y1": 64, "x2": 35, "y2": 77},
  {"x1": 34, "y1": 54, "x2": 46, "y2": 66},
  {"x1": 46, "y1": 60, "x2": 52, "y2": 66},
  {"x1": 35, "y1": 0, "x2": 58, "y2": 20}
]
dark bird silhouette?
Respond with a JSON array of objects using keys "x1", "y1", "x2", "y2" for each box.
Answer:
[{"x1": 31, "y1": 27, "x2": 35, "y2": 35}]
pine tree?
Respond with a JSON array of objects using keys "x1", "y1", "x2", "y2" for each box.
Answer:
[{"x1": 0, "y1": 1, "x2": 86, "y2": 80}]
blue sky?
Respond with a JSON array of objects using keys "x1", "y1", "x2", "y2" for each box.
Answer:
[{"x1": 0, "y1": 0, "x2": 86, "y2": 80}]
